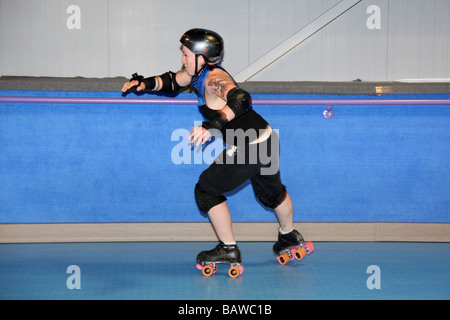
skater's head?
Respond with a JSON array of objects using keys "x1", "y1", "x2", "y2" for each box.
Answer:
[{"x1": 180, "y1": 28, "x2": 224, "y2": 76}]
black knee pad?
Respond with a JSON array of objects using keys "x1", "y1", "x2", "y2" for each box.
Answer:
[
  {"x1": 255, "y1": 186, "x2": 287, "y2": 209},
  {"x1": 194, "y1": 183, "x2": 227, "y2": 213}
]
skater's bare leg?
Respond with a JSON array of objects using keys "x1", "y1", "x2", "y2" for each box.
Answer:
[
  {"x1": 208, "y1": 201, "x2": 236, "y2": 244},
  {"x1": 207, "y1": 193, "x2": 293, "y2": 244},
  {"x1": 273, "y1": 192, "x2": 294, "y2": 233},
  {"x1": 272, "y1": 192, "x2": 312, "y2": 256}
]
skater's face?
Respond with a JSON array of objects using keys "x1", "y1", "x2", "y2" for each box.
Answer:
[{"x1": 181, "y1": 45, "x2": 205, "y2": 77}]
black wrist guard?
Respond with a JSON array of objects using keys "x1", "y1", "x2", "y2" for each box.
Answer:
[
  {"x1": 125, "y1": 73, "x2": 146, "y2": 92},
  {"x1": 142, "y1": 77, "x2": 156, "y2": 91},
  {"x1": 129, "y1": 71, "x2": 181, "y2": 93},
  {"x1": 130, "y1": 73, "x2": 144, "y2": 85},
  {"x1": 202, "y1": 114, "x2": 228, "y2": 131}
]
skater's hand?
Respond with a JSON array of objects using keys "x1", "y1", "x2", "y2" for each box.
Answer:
[
  {"x1": 121, "y1": 80, "x2": 146, "y2": 93},
  {"x1": 189, "y1": 126, "x2": 212, "y2": 146}
]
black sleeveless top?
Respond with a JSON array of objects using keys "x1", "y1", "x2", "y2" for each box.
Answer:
[{"x1": 191, "y1": 65, "x2": 268, "y2": 145}]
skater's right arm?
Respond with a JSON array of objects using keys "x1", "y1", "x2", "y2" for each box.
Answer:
[{"x1": 121, "y1": 69, "x2": 191, "y2": 93}]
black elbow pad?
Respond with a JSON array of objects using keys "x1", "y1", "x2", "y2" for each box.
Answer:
[
  {"x1": 159, "y1": 71, "x2": 181, "y2": 93},
  {"x1": 227, "y1": 87, "x2": 252, "y2": 118}
]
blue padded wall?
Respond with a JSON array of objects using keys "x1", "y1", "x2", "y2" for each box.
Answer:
[{"x1": 1, "y1": 90, "x2": 449, "y2": 223}]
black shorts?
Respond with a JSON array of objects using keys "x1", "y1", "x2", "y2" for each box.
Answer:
[{"x1": 195, "y1": 130, "x2": 286, "y2": 212}]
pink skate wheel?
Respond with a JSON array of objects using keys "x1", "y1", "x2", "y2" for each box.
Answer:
[
  {"x1": 289, "y1": 248, "x2": 297, "y2": 260},
  {"x1": 304, "y1": 241, "x2": 314, "y2": 254},
  {"x1": 238, "y1": 265, "x2": 244, "y2": 275},
  {"x1": 196, "y1": 264, "x2": 203, "y2": 271}
]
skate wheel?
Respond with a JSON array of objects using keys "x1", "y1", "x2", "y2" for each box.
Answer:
[
  {"x1": 295, "y1": 248, "x2": 306, "y2": 261},
  {"x1": 238, "y1": 264, "x2": 244, "y2": 275},
  {"x1": 196, "y1": 264, "x2": 203, "y2": 271},
  {"x1": 289, "y1": 248, "x2": 297, "y2": 260},
  {"x1": 228, "y1": 266, "x2": 241, "y2": 278},
  {"x1": 304, "y1": 241, "x2": 314, "y2": 254},
  {"x1": 202, "y1": 265, "x2": 215, "y2": 277},
  {"x1": 277, "y1": 253, "x2": 290, "y2": 265}
]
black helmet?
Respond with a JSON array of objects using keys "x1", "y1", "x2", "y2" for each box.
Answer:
[{"x1": 180, "y1": 28, "x2": 224, "y2": 65}]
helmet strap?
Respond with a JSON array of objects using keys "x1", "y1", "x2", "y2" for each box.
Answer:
[
  {"x1": 194, "y1": 55, "x2": 199, "y2": 77},
  {"x1": 194, "y1": 54, "x2": 206, "y2": 77}
]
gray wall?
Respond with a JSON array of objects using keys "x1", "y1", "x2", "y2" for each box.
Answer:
[{"x1": 1, "y1": 0, "x2": 449, "y2": 81}]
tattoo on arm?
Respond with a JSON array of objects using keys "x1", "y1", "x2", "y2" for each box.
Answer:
[{"x1": 208, "y1": 76, "x2": 234, "y2": 98}]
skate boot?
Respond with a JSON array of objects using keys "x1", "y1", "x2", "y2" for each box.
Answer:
[
  {"x1": 273, "y1": 229, "x2": 314, "y2": 265},
  {"x1": 196, "y1": 242, "x2": 244, "y2": 278}
]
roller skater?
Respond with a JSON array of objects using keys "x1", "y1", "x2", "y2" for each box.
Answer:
[{"x1": 121, "y1": 28, "x2": 313, "y2": 278}]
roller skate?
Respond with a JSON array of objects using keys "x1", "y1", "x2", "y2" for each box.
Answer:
[
  {"x1": 273, "y1": 229, "x2": 314, "y2": 265},
  {"x1": 196, "y1": 242, "x2": 244, "y2": 278}
]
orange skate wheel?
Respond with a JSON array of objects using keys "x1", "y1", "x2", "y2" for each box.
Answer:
[
  {"x1": 228, "y1": 266, "x2": 240, "y2": 278},
  {"x1": 295, "y1": 248, "x2": 306, "y2": 261},
  {"x1": 202, "y1": 265, "x2": 214, "y2": 277},
  {"x1": 277, "y1": 253, "x2": 290, "y2": 265}
]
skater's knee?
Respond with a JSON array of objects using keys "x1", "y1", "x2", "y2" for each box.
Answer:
[
  {"x1": 255, "y1": 186, "x2": 287, "y2": 209},
  {"x1": 195, "y1": 183, "x2": 227, "y2": 213}
]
